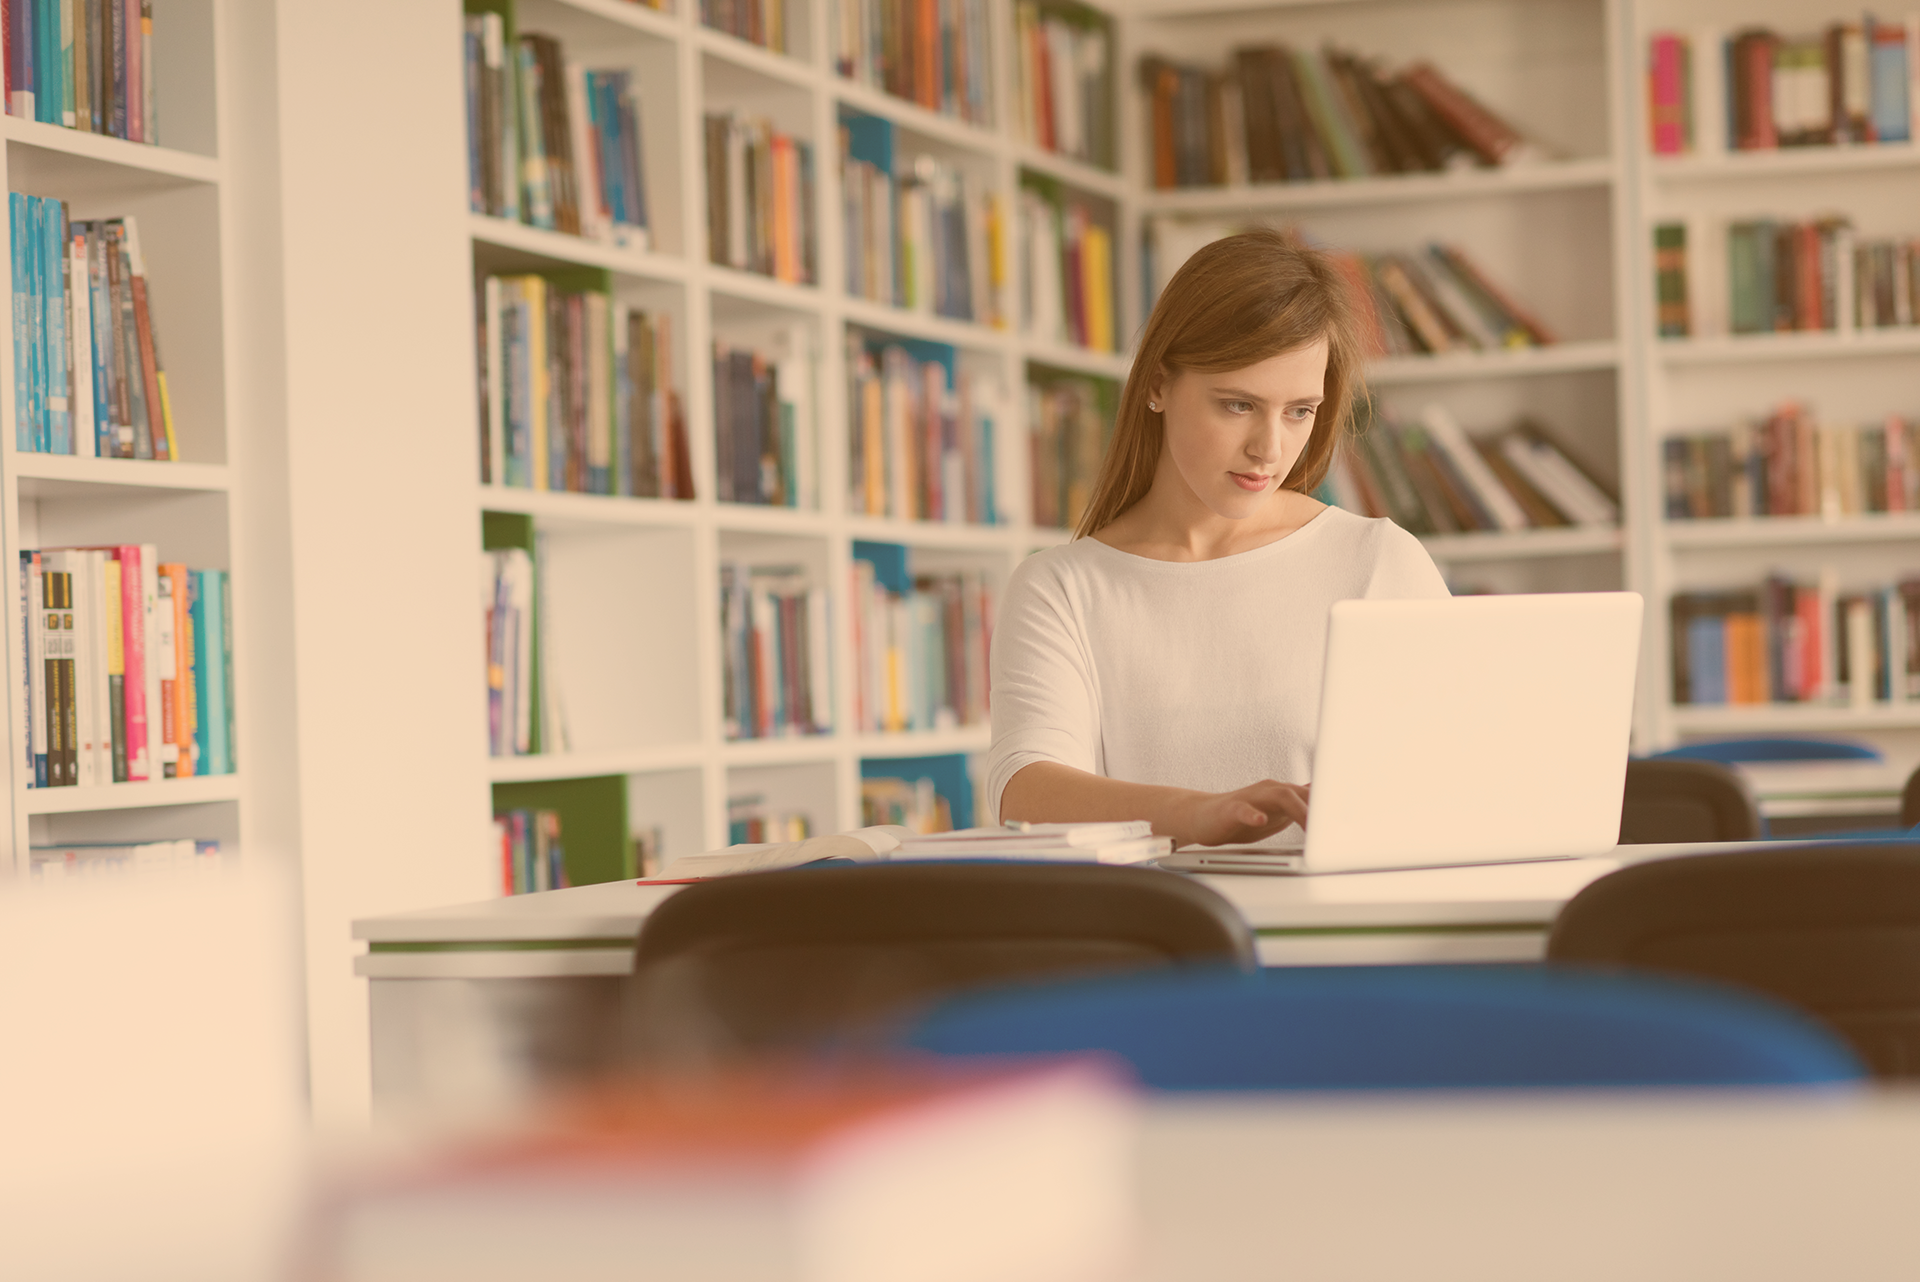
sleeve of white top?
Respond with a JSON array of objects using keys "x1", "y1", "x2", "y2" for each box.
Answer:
[
  {"x1": 1362, "y1": 519, "x2": 1452, "y2": 600},
  {"x1": 986, "y1": 553, "x2": 1100, "y2": 822}
]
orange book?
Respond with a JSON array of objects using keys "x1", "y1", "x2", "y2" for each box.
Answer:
[
  {"x1": 770, "y1": 134, "x2": 794, "y2": 283},
  {"x1": 159, "y1": 563, "x2": 195, "y2": 777},
  {"x1": 917, "y1": 0, "x2": 938, "y2": 109}
]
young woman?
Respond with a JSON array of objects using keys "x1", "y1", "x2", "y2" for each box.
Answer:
[{"x1": 989, "y1": 229, "x2": 1449, "y2": 848}]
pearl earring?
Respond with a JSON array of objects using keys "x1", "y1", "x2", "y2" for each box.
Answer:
[{"x1": 1148, "y1": 401, "x2": 1159, "y2": 412}]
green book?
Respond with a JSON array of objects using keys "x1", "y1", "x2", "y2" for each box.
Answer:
[{"x1": 1727, "y1": 220, "x2": 1770, "y2": 335}]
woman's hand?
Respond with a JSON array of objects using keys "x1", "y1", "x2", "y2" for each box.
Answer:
[{"x1": 1170, "y1": 780, "x2": 1310, "y2": 848}]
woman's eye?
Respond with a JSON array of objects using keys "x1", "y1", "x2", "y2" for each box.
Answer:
[
  {"x1": 1222, "y1": 400, "x2": 1253, "y2": 414},
  {"x1": 1288, "y1": 405, "x2": 1318, "y2": 422}
]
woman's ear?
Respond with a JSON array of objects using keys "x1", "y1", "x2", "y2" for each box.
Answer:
[{"x1": 1146, "y1": 365, "x2": 1170, "y2": 409}]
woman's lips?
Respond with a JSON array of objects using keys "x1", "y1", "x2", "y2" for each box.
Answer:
[{"x1": 1230, "y1": 471, "x2": 1271, "y2": 492}]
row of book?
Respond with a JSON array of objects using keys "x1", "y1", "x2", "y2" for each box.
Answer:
[
  {"x1": 1020, "y1": 180, "x2": 1116, "y2": 353},
  {"x1": 30, "y1": 840, "x2": 221, "y2": 879},
  {"x1": 11, "y1": 198, "x2": 176, "y2": 458},
  {"x1": 1648, "y1": 23, "x2": 1916, "y2": 156},
  {"x1": 1028, "y1": 370, "x2": 1110, "y2": 530},
  {"x1": 839, "y1": 112, "x2": 1009, "y2": 326},
  {"x1": 1012, "y1": 1, "x2": 1114, "y2": 171},
  {"x1": 462, "y1": 15, "x2": 652, "y2": 247},
  {"x1": 494, "y1": 808, "x2": 565, "y2": 896},
  {"x1": 727, "y1": 794, "x2": 812, "y2": 845},
  {"x1": 22, "y1": 546, "x2": 234, "y2": 788},
  {"x1": 850, "y1": 545, "x2": 992, "y2": 735},
  {"x1": 715, "y1": 328, "x2": 815, "y2": 507},
  {"x1": 1337, "y1": 243, "x2": 1553, "y2": 357},
  {"x1": 847, "y1": 336, "x2": 1003, "y2": 524},
  {"x1": 704, "y1": 112, "x2": 817, "y2": 285},
  {"x1": 1142, "y1": 45, "x2": 1531, "y2": 190},
  {"x1": 702, "y1": 0, "x2": 790, "y2": 53},
  {"x1": 721, "y1": 561, "x2": 830, "y2": 740},
  {"x1": 476, "y1": 273, "x2": 694, "y2": 499},
  {"x1": 1661, "y1": 408, "x2": 1920, "y2": 521},
  {"x1": 862, "y1": 774, "x2": 953, "y2": 831},
  {"x1": 829, "y1": 0, "x2": 994, "y2": 126},
  {"x1": 4, "y1": 0, "x2": 157, "y2": 142},
  {"x1": 1324, "y1": 409, "x2": 1621, "y2": 537},
  {"x1": 1655, "y1": 219, "x2": 1920, "y2": 338},
  {"x1": 1671, "y1": 575, "x2": 1920, "y2": 707}
]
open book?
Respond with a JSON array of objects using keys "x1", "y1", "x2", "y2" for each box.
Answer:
[{"x1": 659, "y1": 822, "x2": 1171, "y2": 880}]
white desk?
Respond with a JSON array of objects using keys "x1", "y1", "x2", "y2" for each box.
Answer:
[
  {"x1": 1136, "y1": 1091, "x2": 1920, "y2": 1281},
  {"x1": 351, "y1": 843, "x2": 1752, "y2": 1113}
]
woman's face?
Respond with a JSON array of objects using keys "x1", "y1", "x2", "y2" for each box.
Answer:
[{"x1": 1152, "y1": 340, "x2": 1329, "y2": 520}]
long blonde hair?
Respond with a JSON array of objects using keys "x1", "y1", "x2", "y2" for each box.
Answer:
[{"x1": 1075, "y1": 228, "x2": 1366, "y2": 538}]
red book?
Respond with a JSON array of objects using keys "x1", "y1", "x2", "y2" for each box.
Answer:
[
  {"x1": 1739, "y1": 33, "x2": 1780, "y2": 149},
  {"x1": 1794, "y1": 223, "x2": 1822, "y2": 331},
  {"x1": 114, "y1": 545, "x2": 149, "y2": 782},
  {"x1": 1796, "y1": 588, "x2": 1824, "y2": 701}
]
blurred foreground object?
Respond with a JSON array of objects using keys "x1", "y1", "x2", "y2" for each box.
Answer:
[
  {"x1": 0, "y1": 866, "x2": 307, "y2": 1282},
  {"x1": 1551, "y1": 842, "x2": 1920, "y2": 1077},
  {"x1": 318, "y1": 1059, "x2": 1136, "y2": 1282}
]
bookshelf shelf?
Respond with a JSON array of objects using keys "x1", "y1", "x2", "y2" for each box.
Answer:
[
  {"x1": 1670, "y1": 705, "x2": 1920, "y2": 735},
  {"x1": 468, "y1": 214, "x2": 689, "y2": 281},
  {"x1": 1136, "y1": 158, "x2": 1617, "y2": 216},
  {"x1": 11, "y1": 456, "x2": 233, "y2": 496},
  {"x1": 830, "y1": 78, "x2": 1002, "y2": 160},
  {"x1": 841, "y1": 516, "x2": 1016, "y2": 550},
  {"x1": 841, "y1": 298, "x2": 1010, "y2": 352},
  {"x1": 1648, "y1": 143, "x2": 1920, "y2": 183},
  {"x1": 722, "y1": 736, "x2": 842, "y2": 766},
  {"x1": 1012, "y1": 143, "x2": 1127, "y2": 198},
  {"x1": 694, "y1": 27, "x2": 816, "y2": 90},
  {"x1": 555, "y1": 0, "x2": 686, "y2": 41},
  {"x1": 707, "y1": 263, "x2": 823, "y2": 309},
  {"x1": 0, "y1": 118, "x2": 223, "y2": 184},
  {"x1": 487, "y1": 746, "x2": 705, "y2": 784},
  {"x1": 1663, "y1": 514, "x2": 1920, "y2": 550},
  {"x1": 1419, "y1": 526, "x2": 1624, "y2": 564},
  {"x1": 1023, "y1": 339, "x2": 1131, "y2": 379},
  {"x1": 1367, "y1": 341, "x2": 1619, "y2": 386},
  {"x1": 22, "y1": 775, "x2": 245, "y2": 815},
  {"x1": 852, "y1": 727, "x2": 993, "y2": 758},
  {"x1": 1656, "y1": 329, "x2": 1920, "y2": 367},
  {"x1": 479, "y1": 486, "x2": 698, "y2": 530},
  {"x1": 712, "y1": 504, "x2": 832, "y2": 535}
]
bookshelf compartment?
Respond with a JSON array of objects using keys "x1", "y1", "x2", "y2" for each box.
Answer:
[
  {"x1": 845, "y1": 324, "x2": 1011, "y2": 526},
  {"x1": 26, "y1": 799, "x2": 238, "y2": 868},
  {"x1": 627, "y1": 767, "x2": 705, "y2": 874},
  {"x1": 859, "y1": 749, "x2": 982, "y2": 830},
  {"x1": 19, "y1": 486, "x2": 229, "y2": 571},
  {"x1": 537, "y1": 523, "x2": 704, "y2": 756},
  {"x1": 1019, "y1": 171, "x2": 1122, "y2": 356},
  {"x1": 1372, "y1": 368, "x2": 1622, "y2": 497},
  {"x1": 725, "y1": 759, "x2": 838, "y2": 842},
  {"x1": 717, "y1": 529, "x2": 834, "y2": 741},
  {"x1": 493, "y1": 773, "x2": 634, "y2": 889},
  {"x1": 710, "y1": 295, "x2": 823, "y2": 511}
]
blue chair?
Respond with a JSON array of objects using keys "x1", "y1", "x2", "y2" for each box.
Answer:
[
  {"x1": 901, "y1": 964, "x2": 1863, "y2": 1091},
  {"x1": 1654, "y1": 737, "x2": 1880, "y2": 764}
]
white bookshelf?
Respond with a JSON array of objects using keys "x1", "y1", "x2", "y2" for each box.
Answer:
[
  {"x1": 1625, "y1": 0, "x2": 1920, "y2": 754},
  {"x1": 0, "y1": 4, "x2": 248, "y2": 872}
]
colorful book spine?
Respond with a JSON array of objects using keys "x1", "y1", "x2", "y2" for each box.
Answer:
[
  {"x1": 846, "y1": 334, "x2": 1003, "y2": 524},
  {"x1": 719, "y1": 561, "x2": 829, "y2": 741},
  {"x1": 849, "y1": 544, "x2": 994, "y2": 734}
]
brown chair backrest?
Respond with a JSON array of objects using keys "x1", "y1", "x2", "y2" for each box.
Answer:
[{"x1": 1619, "y1": 758, "x2": 1761, "y2": 844}]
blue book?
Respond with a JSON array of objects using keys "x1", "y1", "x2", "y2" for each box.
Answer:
[
  {"x1": 34, "y1": 0, "x2": 57, "y2": 125},
  {"x1": 979, "y1": 407, "x2": 997, "y2": 523},
  {"x1": 83, "y1": 223, "x2": 114, "y2": 457},
  {"x1": 1869, "y1": 19, "x2": 1913, "y2": 144},
  {"x1": 41, "y1": 198, "x2": 69, "y2": 455},
  {"x1": 1688, "y1": 614, "x2": 1727, "y2": 705},
  {"x1": 10, "y1": 194, "x2": 30, "y2": 452},
  {"x1": 26, "y1": 195, "x2": 45, "y2": 452},
  {"x1": 195, "y1": 569, "x2": 231, "y2": 775}
]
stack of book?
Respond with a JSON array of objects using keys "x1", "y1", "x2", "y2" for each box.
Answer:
[
  {"x1": 1028, "y1": 370, "x2": 1112, "y2": 530},
  {"x1": 849, "y1": 544, "x2": 992, "y2": 735},
  {"x1": 1012, "y1": 1, "x2": 1115, "y2": 170},
  {"x1": 728, "y1": 794, "x2": 812, "y2": 845},
  {"x1": 846, "y1": 336, "x2": 1002, "y2": 524},
  {"x1": 462, "y1": 15, "x2": 652, "y2": 247},
  {"x1": 1662, "y1": 407, "x2": 1919, "y2": 521},
  {"x1": 1141, "y1": 45, "x2": 1533, "y2": 189},
  {"x1": 701, "y1": 0, "x2": 790, "y2": 53},
  {"x1": 492, "y1": 808, "x2": 564, "y2": 896},
  {"x1": 705, "y1": 112, "x2": 817, "y2": 284},
  {"x1": 830, "y1": 0, "x2": 994, "y2": 126},
  {"x1": 21, "y1": 547, "x2": 233, "y2": 789},
  {"x1": 1324, "y1": 408, "x2": 1619, "y2": 537},
  {"x1": 838, "y1": 111, "x2": 1008, "y2": 326},
  {"x1": 861, "y1": 774, "x2": 954, "y2": 832},
  {"x1": 477, "y1": 272, "x2": 692, "y2": 499},
  {"x1": 30, "y1": 840, "x2": 221, "y2": 879},
  {"x1": 10, "y1": 198, "x2": 177, "y2": 459},
  {"x1": 1650, "y1": 219, "x2": 1920, "y2": 338},
  {"x1": 892, "y1": 821, "x2": 1171, "y2": 864},
  {"x1": 1020, "y1": 178, "x2": 1115, "y2": 352},
  {"x1": 1648, "y1": 22, "x2": 1916, "y2": 155},
  {"x1": 714, "y1": 327, "x2": 815, "y2": 508},
  {"x1": 1671, "y1": 575, "x2": 1920, "y2": 708},
  {"x1": 720, "y1": 561, "x2": 830, "y2": 740},
  {"x1": 3, "y1": 0, "x2": 158, "y2": 141}
]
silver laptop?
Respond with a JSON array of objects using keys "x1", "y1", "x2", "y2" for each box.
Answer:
[{"x1": 1163, "y1": 593, "x2": 1643, "y2": 875}]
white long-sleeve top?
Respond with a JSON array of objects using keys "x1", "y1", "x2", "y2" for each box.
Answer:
[{"x1": 986, "y1": 506, "x2": 1450, "y2": 825}]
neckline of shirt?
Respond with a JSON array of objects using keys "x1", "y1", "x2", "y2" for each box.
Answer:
[{"x1": 1079, "y1": 504, "x2": 1344, "y2": 570}]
